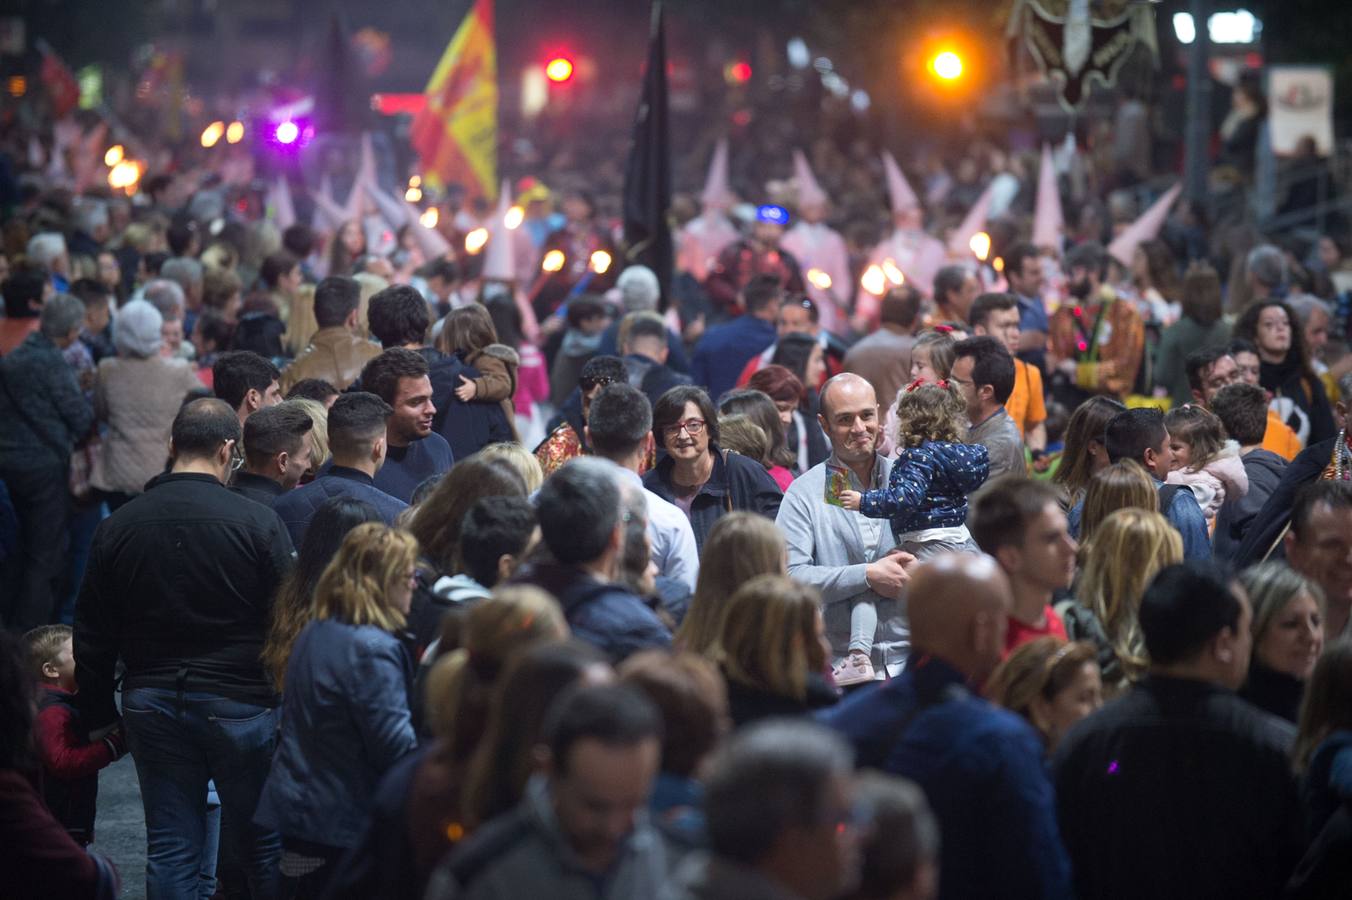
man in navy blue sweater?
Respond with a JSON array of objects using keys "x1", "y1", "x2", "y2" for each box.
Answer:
[
  {"x1": 360, "y1": 349, "x2": 454, "y2": 503},
  {"x1": 689, "y1": 274, "x2": 782, "y2": 403},
  {"x1": 820, "y1": 553, "x2": 1073, "y2": 900}
]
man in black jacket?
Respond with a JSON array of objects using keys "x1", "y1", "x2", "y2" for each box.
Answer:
[
  {"x1": 74, "y1": 398, "x2": 294, "y2": 899},
  {"x1": 229, "y1": 401, "x2": 314, "y2": 507},
  {"x1": 365, "y1": 284, "x2": 513, "y2": 460},
  {"x1": 1053, "y1": 561, "x2": 1304, "y2": 900}
]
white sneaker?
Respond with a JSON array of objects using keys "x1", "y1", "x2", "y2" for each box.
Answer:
[{"x1": 833, "y1": 652, "x2": 876, "y2": 686}]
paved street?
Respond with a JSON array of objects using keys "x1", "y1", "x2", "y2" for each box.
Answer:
[{"x1": 96, "y1": 756, "x2": 147, "y2": 900}]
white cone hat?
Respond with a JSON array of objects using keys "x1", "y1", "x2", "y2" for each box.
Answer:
[
  {"x1": 881, "y1": 151, "x2": 920, "y2": 213},
  {"x1": 700, "y1": 139, "x2": 732, "y2": 208},
  {"x1": 792, "y1": 149, "x2": 828, "y2": 209},
  {"x1": 1107, "y1": 182, "x2": 1182, "y2": 267},
  {"x1": 1032, "y1": 143, "x2": 1063, "y2": 250},
  {"x1": 947, "y1": 181, "x2": 995, "y2": 256}
]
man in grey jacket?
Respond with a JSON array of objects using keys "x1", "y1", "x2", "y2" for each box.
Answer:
[
  {"x1": 777, "y1": 374, "x2": 915, "y2": 677},
  {"x1": 425, "y1": 682, "x2": 676, "y2": 900}
]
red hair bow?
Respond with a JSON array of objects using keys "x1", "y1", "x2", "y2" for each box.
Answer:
[
  {"x1": 906, "y1": 378, "x2": 950, "y2": 393},
  {"x1": 933, "y1": 324, "x2": 954, "y2": 333}
]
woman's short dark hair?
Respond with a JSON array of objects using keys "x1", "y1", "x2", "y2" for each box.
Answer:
[{"x1": 653, "y1": 385, "x2": 720, "y2": 449}]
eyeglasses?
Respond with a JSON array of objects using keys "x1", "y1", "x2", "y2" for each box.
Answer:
[
  {"x1": 580, "y1": 375, "x2": 617, "y2": 392},
  {"x1": 661, "y1": 419, "x2": 706, "y2": 437}
]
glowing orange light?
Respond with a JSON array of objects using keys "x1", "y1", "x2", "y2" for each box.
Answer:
[
  {"x1": 545, "y1": 57, "x2": 574, "y2": 83},
  {"x1": 969, "y1": 231, "x2": 991, "y2": 261},
  {"x1": 861, "y1": 265, "x2": 887, "y2": 296},
  {"x1": 541, "y1": 249, "x2": 566, "y2": 272},
  {"x1": 464, "y1": 227, "x2": 489, "y2": 255},
  {"x1": 930, "y1": 51, "x2": 964, "y2": 81},
  {"x1": 200, "y1": 121, "x2": 225, "y2": 148}
]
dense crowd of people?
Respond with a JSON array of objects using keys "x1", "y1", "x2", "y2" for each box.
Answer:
[{"x1": 3, "y1": 82, "x2": 1352, "y2": 900}]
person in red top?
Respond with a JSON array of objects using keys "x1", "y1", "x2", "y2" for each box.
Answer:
[
  {"x1": 23, "y1": 625, "x2": 124, "y2": 847},
  {"x1": 1, "y1": 629, "x2": 120, "y2": 900},
  {"x1": 968, "y1": 477, "x2": 1078, "y2": 657}
]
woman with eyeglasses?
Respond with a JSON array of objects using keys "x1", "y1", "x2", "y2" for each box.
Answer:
[
  {"x1": 255, "y1": 523, "x2": 421, "y2": 898},
  {"x1": 644, "y1": 385, "x2": 783, "y2": 552}
]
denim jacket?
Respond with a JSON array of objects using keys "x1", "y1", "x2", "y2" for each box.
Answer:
[{"x1": 254, "y1": 619, "x2": 417, "y2": 848}]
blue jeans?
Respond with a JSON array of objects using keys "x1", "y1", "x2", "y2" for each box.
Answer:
[{"x1": 122, "y1": 687, "x2": 281, "y2": 900}]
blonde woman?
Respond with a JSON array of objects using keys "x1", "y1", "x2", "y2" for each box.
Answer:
[
  {"x1": 1238, "y1": 563, "x2": 1325, "y2": 723},
  {"x1": 1066, "y1": 508, "x2": 1183, "y2": 695},
  {"x1": 290, "y1": 396, "x2": 331, "y2": 483},
  {"x1": 1074, "y1": 459, "x2": 1159, "y2": 545},
  {"x1": 717, "y1": 574, "x2": 838, "y2": 726},
  {"x1": 476, "y1": 441, "x2": 544, "y2": 493},
  {"x1": 986, "y1": 637, "x2": 1103, "y2": 753},
  {"x1": 254, "y1": 523, "x2": 420, "y2": 896},
  {"x1": 675, "y1": 512, "x2": 786, "y2": 657}
]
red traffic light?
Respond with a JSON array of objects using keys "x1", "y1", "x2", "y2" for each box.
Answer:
[{"x1": 545, "y1": 57, "x2": 575, "y2": 83}]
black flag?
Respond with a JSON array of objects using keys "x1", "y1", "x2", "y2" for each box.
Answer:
[{"x1": 622, "y1": 0, "x2": 672, "y2": 306}]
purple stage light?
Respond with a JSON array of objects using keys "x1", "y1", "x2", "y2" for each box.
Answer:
[{"x1": 275, "y1": 121, "x2": 300, "y2": 145}]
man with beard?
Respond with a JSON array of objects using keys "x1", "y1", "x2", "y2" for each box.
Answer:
[
  {"x1": 359, "y1": 349, "x2": 454, "y2": 503},
  {"x1": 1047, "y1": 242, "x2": 1145, "y2": 408}
]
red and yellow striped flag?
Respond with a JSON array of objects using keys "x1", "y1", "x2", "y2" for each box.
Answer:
[{"x1": 411, "y1": 0, "x2": 497, "y2": 197}]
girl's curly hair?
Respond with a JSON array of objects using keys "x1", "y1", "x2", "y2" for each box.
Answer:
[{"x1": 894, "y1": 381, "x2": 969, "y2": 449}]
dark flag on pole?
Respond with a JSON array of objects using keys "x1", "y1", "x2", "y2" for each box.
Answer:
[{"x1": 622, "y1": 0, "x2": 672, "y2": 305}]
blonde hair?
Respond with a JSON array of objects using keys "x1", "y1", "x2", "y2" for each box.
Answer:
[
  {"x1": 677, "y1": 512, "x2": 786, "y2": 656},
  {"x1": 717, "y1": 575, "x2": 826, "y2": 702},
  {"x1": 476, "y1": 442, "x2": 544, "y2": 493},
  {"x1": 312, "y1": 523, "x2": 419, "y2": 632},
  {"x1": 283, "y1": 282, "x2": 318, "y2": 355},
  {"x1": 1078, "y1": 460, "x2": 1158, "y2": 546},
  {"x1": 423, "y1": 586, "x2": 567, "y2": 749},
  {"x1": 986, "y1": 637, "x2": 1098, "y2": 746},
  {"x1": 1239, "y1": 562, "x2": 1326, "y2": 648},
  {"x1": 352, "y1": 272, "x2": 388, "y2": 339},
  {"x1": 290, "y1": 397, "x2": 331, "y2": 473},
  {"x1": 894, "y1": 381, "x2": 969, "y2": 449},
  {"x1": 1077, "y1": 509, "x2": 1182, "y2": 682},
  {"x1": 23, "y1": 624, "x2": 72, "y2": 680}
]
